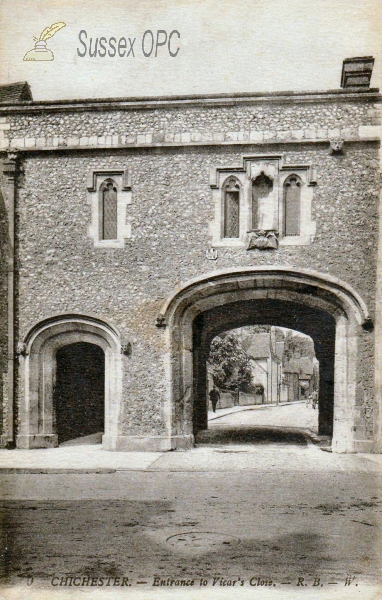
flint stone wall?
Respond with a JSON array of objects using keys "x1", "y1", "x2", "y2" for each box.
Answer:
[
  {"x1": 1, "y1": 93, "x2": 381, "y2": 150},
  {"x1": 0, "y1": 91, "x2": 380, "y2": 442}
]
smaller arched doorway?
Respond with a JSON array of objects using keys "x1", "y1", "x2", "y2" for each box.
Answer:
[
  {"x1": 17, "y1": 314, "x2": 122, "y2": 449},
  {"x1": 54, "y1": 343, "x2": 105, "y2": 444}
]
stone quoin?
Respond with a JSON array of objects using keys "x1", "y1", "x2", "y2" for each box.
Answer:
[{"x1": 0, "y1": 57, "x2": 381, "y2": 453}]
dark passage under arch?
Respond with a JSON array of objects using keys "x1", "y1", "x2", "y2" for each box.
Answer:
[
  {"x1": 193, "y1": 298, "x2": 335, "y2": 438},
  {"x1": 54, "y1": 342, "x2": 105, "y2": 444}
]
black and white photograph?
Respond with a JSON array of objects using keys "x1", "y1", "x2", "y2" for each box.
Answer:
[{"x1": 0, "y1": 1, "x2": 381, "y2": 598}]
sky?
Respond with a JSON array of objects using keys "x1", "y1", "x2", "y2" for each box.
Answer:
[{"x1": 0, "y1": 0, "x2": 381, "y2": 101}]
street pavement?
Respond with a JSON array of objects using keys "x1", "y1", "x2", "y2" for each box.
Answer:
[
  {"x1": 0, "y1": 403, "x2": 381, "y2": 599},
  {"x1": 208, "y1": 401, "x2": 318, "y2": 431}
]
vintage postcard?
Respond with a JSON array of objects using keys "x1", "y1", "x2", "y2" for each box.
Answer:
[{"x1": 0, "y1": 1, "x2": 381, "y2": 599}]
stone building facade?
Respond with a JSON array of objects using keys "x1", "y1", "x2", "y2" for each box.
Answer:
[
  {"x1": 0, "y1": 61, "x2": 381, "y2": 453},
  {"x1": 241, "y1": 330, "x2": 283, "y2": 405}
]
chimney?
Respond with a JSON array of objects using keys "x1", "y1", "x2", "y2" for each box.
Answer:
[{"x1": 341, "y1": 56, "x2": 375, "y2": 89}]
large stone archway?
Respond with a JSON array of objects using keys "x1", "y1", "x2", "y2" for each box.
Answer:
[
  {"x1": 17, "y1": 314, "x2": 123, "y2": 449},
  {"x1": 160, "y1": 267, "x2": 372, "y2": 453}
]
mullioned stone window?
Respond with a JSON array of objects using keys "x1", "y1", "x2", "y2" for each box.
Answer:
[
  {"x1": 87, "y1": 169, "x2": 132, "y2": 248},
  {"x1": 209, "y1": 155, "x2": 316, "y2": 248}
]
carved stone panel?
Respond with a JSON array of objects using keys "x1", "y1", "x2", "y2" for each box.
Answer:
[{"x1": 247, "y1": 229, "x2": 279, "y2": 250}]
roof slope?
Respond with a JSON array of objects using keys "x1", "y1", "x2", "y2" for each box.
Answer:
[
  {"x1": 242, "y1": 334, "x2": 271, "y2": 359},
  {"x1": 0, "y1": 82, "x2": 33, "y2": 103},
  {"x1": 283, "y1": 357, "x2": 314, "y2": 375}
]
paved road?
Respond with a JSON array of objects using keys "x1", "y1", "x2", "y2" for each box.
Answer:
[
  {"x1": 208, "y1": 401, "x2": 318, "y2": 431},
  {"x1": 0, "y1": 437, "x2": 380, "y2": 598}
]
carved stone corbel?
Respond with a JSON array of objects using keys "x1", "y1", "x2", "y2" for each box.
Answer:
[
  {"x1": 155, "y1": 315, "x2": 167, "y2": 328},
  {"x1": 247, "y1": 229, "x2": 279, "y2": 250},
  {"x1": 362, "y1": 317, "x2": 374, "y2": 332},
  {"x1": 120, "y1": 341, "x2": 132, "y2": 356},
  {"x1": 16, "y1": 342, "x2": 29, "y2": 357},
  {"x1": 3, "y1": 152, "x2": 20, "y2": 181},
  {"x1": 329, "y1": 138, "x2": 344, "y2": 155}
]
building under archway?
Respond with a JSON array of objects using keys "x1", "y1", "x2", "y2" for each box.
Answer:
[{"x1": 206, "y1": 325, "x2": 320, "y2": 433}]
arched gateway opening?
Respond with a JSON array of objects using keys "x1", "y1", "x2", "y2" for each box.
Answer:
[
  {"x1": 205, "y1": 325, "x2": 320, "y2": 438},
  {"x1": 193, "y1": 301, "x2": 333, "y2": 438},
  {"x1": 162, "y1": 268, "x2": 370, "y2": 453}
]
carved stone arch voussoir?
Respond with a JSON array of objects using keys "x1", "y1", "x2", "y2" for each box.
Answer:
[{"x1": 158, "y1": 267, "x2": 371, "y2": 453}]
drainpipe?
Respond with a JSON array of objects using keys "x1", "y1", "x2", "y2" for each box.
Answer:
[{"x1": 2, "y1": 152, "x2": 19, "y2": 448}]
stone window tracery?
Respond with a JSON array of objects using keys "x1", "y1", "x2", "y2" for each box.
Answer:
[
  {"x1": 284, "y1": 175, "x2": 302, "y2": 237},
  {"x1": 209, "y1": 155, "x2": 316, "y2": 248},
  {"x1": 223, "y1": 177, "x2": 240, "y2": 238},
  {"x1": 100, "y1": 178, "x2": 118, "y2": 240},
  {"x1": 87, "y1": 168, "x2": 132, "y2": 248}
]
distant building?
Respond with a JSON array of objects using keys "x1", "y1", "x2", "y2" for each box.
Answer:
[
  {"x1": 208, "y1": 327, "x2": 318, "y2": 408},
  {"x1": 242, "y1": 330, "x2": 282, "y2": 405},
  {"x1": 283, "y1": 355, "x2": 318, "y2": 402}
]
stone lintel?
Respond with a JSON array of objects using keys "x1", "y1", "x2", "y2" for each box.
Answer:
[{"x1": 1, "y1": 136, "x2": 379, "y2": 155}]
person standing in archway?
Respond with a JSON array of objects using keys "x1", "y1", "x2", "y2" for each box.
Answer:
[{"x1": 209, "y1": 387, "x2": 220, "y2": 413}]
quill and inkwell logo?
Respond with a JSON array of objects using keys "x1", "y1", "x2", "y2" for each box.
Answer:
[{"x1": 23, "y1": 22, "x2": 66, "y2": 61}]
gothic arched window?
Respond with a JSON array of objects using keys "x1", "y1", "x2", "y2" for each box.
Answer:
[
  {"x1": 100, "y1": 179, "x2": 118, "y2": 240},
  {"x1": 223, "y1": 178, "x2": 240, "y2": 238},
  {"x1": 252, "y1": 172, "x2": 273, "y2": 230},
  {"x1": 284, "y1": 175, "x2": 301, "y2": 236}
]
